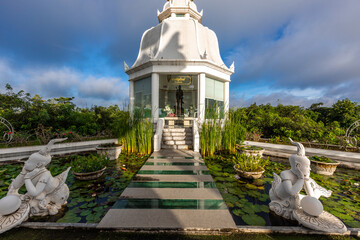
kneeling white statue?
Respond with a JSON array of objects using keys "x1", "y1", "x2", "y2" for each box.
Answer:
[
  {"x1": 269, "y1": 139, "x2": 347, "y2": 233},
  {"x1": 0, "y1": 139, "x2": 70, "y2": 234}
]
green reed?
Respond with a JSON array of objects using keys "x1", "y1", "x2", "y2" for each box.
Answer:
[
  {"x1": 201, "y1": 107, "x2": 245, "y2": 157},
  {"x1": 121, "y1": 108, "x2": 154, "y2": 155}
]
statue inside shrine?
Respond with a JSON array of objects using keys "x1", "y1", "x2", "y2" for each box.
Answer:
[
  {"x1": 176, "y1": 85, "x2": 184, "y2": 116},
  {"x1": 269, "y1": 138, "x2": 347, "y2": 233},
  {"x1": 0, "y1": 139, "x2": 71, "y2": 234}
]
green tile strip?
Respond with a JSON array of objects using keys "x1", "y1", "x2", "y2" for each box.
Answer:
[
  {"x1": 137, "y1": 170, "x2": 210, "y2": 175},
  {"x1": 127, "y1": 182, "x2": 216, "y2": 188},
  {"x1": 144, "y1": 162, "x2": 205, "y2": 166},
  {"x1": 112, "y1": 199, "x2": 227, "y2": 210}
]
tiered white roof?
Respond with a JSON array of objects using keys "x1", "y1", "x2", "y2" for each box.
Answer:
[{"x1": 127, "y1": 0, "x2": 232, "y2": 73}]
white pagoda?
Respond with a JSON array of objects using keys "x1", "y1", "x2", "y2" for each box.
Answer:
[{"x1": 126, "y1": 0, "x2": 234, "y2": 124}]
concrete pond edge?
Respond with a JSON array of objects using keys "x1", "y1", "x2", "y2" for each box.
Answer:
[{"x1": 18, "y1": 222, "x2": 360, "y2": 236}]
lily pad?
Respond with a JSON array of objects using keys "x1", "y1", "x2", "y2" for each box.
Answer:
[
  {"x1": 80, "y1": 209, "x2": 92, "y2": 217},
  {"x1": 242, "y1": 214, "x2": 266, "y2": 226},
  {"x1": 222, "y1": 193, "x2": 238, "y2": 204},
  {"x1": 57, "y1": 211, "x2": 81, "y2": 223},
  {"x1": 232, "y1": 209, "x2": 244, "y2": 216},
  {"x1": 245, "y1": 183, "x2": 258, "y2": 190},
  {"x1": 85, "y1": 213, "x2": 102, "y2": 223}
]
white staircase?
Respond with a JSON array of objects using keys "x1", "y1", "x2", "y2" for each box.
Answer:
[{"x1": 162, "y1": 127, "x2": 193, "y2": 150}]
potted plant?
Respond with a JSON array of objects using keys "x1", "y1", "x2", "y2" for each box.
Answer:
[
  {"x1": 71, "y1": 154, "x2": 109, "y2": 180},
  {"x1": 310, "y1": 155, "x2": 340, "y2": 176},
  {"x1": 232, "y1": 153, "x2": 269, "y2": 179},
  {"x1": 237, "y1": 145, "x2": 265, "y2": 157},
  {"x1": 164, "y1": 105, "x2": 172, "y2": 116},
  {"x1": 188, "y1": 105, "x2": 194, "y2": 117},
  {"x1": 96, "y1": 143, "x2": 122, "y2": 160}
]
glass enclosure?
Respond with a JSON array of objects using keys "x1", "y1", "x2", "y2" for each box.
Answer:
[
  {"x1": 134, "y1": 76, "x2": 152, "y2": 118},
  {"x1": 205, "y1": 77, "x2": 225, "y2": 118},
  {"x1": 159, "y1": 74, "x2": 198, "y2": 118}
]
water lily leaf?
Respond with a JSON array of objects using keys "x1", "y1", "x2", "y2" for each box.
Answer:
[
  {"x1": 347, "y1": 221, "x2": 360, "y2": 228},
  {"x1": 80, "y1": 209, "x2": 92, "y2": 217},
  {"x1": 214, "y1": 177, "x2": 226, "y2": 182},
  {"x1": 93, "y1": 206, "x2": 104, "y2": 212},
  {"x1": 234, "y1": 202, "x2": 244, "y2": 208},
  {"x1": 79, "y1": 203, "x2": 89, "y2": 209},
  {"x1": 260, "y1": 205, "x2": 270, "y2": 213},
  {"x1": 87, "y1": 202, "x2": 97, "y2": 208},
  {"x1": 253, "y1": 179, "x2": 265, "y2": 186},
  {"x1": 57, "y1": 211, "x2": 81, "y2": 223},
  {"x1": 242, "y1": 214, "x2": 266, "y2": 226},
  {"x1": 258, "y1": 193, "x2": 269, "y2": 202},
  {"x1": 222, "y1": 193, "x2": 238, "y2": 204},
  {"x1": 331, "y1": 211, "x2": 354, "y2": 221},
  {"x1": 86, "y1": 213, "x2": 102, "y2": 223},
  {"x1": 245, "y1": 183, "x2": 258, "y2": 190},
  {"x1": 232, "y1": 209, "x2": 244, "y2": 216}
]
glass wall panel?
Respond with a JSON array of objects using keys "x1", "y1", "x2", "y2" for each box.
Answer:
[
  {"x1": 134, "y1": 76, "x2": 152, "y2": 118},
  {"x1": 159, "y1": 75, "x2": 198, "y2": 118},
  {"x1": 205, "y1": 77, "x2": 225, "y2": 118}
]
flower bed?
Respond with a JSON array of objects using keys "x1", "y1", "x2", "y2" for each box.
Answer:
[
  {"x1": 204, "y1": 154, "x2": 360, "y2": 228},
  {"x1": 0, "y1": 153, "x2": 149, "y2": 223}
]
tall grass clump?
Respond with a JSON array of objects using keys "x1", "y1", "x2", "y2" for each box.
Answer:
[
  {"x1": 200, "y1": 106, "x2": 245, "y2": 157},
  {"x1": 121, "y1": 109, "x2": 153, "y2": 155}
]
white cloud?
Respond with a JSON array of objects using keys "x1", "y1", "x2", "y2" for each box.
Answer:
[{"x1": 0, "y1": 59, "x2": 128, "y2": 107}]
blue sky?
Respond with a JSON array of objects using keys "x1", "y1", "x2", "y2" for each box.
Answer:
[{"x1": 0, "y1": 0, "x2": 359, "y2": 108}]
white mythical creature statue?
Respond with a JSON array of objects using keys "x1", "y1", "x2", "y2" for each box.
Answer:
[
  {"x1": 269, "y1": 139, "x2": 347, "y2": 233},
  {"x1": 0, "y1": 139, "x2": 70, "y2": 234}
]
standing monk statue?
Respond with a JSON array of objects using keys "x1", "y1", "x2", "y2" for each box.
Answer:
[{"x1": 176, "y1": 85, "x2": 184, "y2": 116}]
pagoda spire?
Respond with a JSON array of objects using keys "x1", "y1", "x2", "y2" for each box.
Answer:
[{"x1": 158, "y1": 0, "x2": 202, "y2": 23}]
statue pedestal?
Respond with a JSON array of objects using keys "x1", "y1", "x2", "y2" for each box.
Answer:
[
  {"x1": 0, "y1": 201, "x2": 30, "y2": 234},
  {"x1": 293, "y1": 209, "x2": 347, "y2": 234}
]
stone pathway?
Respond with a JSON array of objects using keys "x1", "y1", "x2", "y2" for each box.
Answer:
[{"x1": 98, "y1": 149, "x2": 236, "y2": 229}]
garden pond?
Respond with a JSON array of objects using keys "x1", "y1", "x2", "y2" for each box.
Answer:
[
  {"x1": 204, "y1": 155, "x2": 360, "y2": 228},
  {"x1": 0, "y1": 153, "x2": 149, "y2": 223},
  {"x1": 0, "y1": 153, "x2": 359, "y2": 227}
]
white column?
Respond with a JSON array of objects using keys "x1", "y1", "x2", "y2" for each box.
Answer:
[
  {"x1": 152, "y1": 73, "x2": 159, "y2": 122},
  {"x1": 198, "y1": 73, "x2": 206, "y2": 122},
  {"x1": 224, "y1": 81, "x2": 230, "y2": 114},
  {"x1": 129, "y1": 80, "x2": 135, "y2": 118}
]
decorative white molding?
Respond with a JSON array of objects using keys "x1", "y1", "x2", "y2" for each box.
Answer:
[
  {"x1": 124, "y1": 61, "x2": 129, "y2": 71},
  {"x1": 230, "y1": 62, "x2": 235, "y2": 72}
]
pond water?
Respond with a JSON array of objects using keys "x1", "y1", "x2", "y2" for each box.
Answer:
[
  {"x1": 204, "y1": 155, "x2": 360, "y2": 228},
  {"x1": 0, "y1": 153, "x2": 149, "y2": 223},
  {"x1": 1, "y1": 153, "x2": 359, "y2": 227}
]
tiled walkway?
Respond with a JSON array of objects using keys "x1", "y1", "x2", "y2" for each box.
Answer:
[{"x1": 98, "y1": 149, "x2": 236, "y2": 229}]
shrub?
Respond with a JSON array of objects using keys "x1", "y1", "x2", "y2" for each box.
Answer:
[
  {"x1": 71, "y1": 154, "x2": 109, "y2": 173},
  {"x1": 310, "y1": 155, "x2": 336, "y2": 163},
  {"x1": 232, "y1": 153, "x2": 269, "y2": 172}
]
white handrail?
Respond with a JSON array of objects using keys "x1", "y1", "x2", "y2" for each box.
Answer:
[
  {"x1": 193, "y1": 119, "x2": 200, "y2": 152},
  {"x1": 154, "y1": 118, "x2": 165, "y2": 152}
]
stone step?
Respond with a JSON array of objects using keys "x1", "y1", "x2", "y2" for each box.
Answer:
[
  {"x1": 163, "y1": 132, "x2": 187, "y2": 137},
  {"x1": 163, "y1": 140, "x2": 193, "y2": 145},
  {"x1": 98, "y1": 209, "x2": 237, "y2": 229},
  {"x1": 120, "y1": 188, "x2": 223, "y2": 200},
  {"x1": 163, "y1": 128, "x2": 192, "y2": 133},
  {"x1": 162, "y1": 145, "x2": 192, "y2": 150},
  {"x1": 163, "y1": 136, "x2": 193, "y2": 141},
  {"x1": 140, "y1": 165, "x2": 208, "y2": 171}
]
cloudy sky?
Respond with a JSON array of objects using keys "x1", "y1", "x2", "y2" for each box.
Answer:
[{"x1": 0, "y1": 0, "x2": 359, "y2": 108}]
